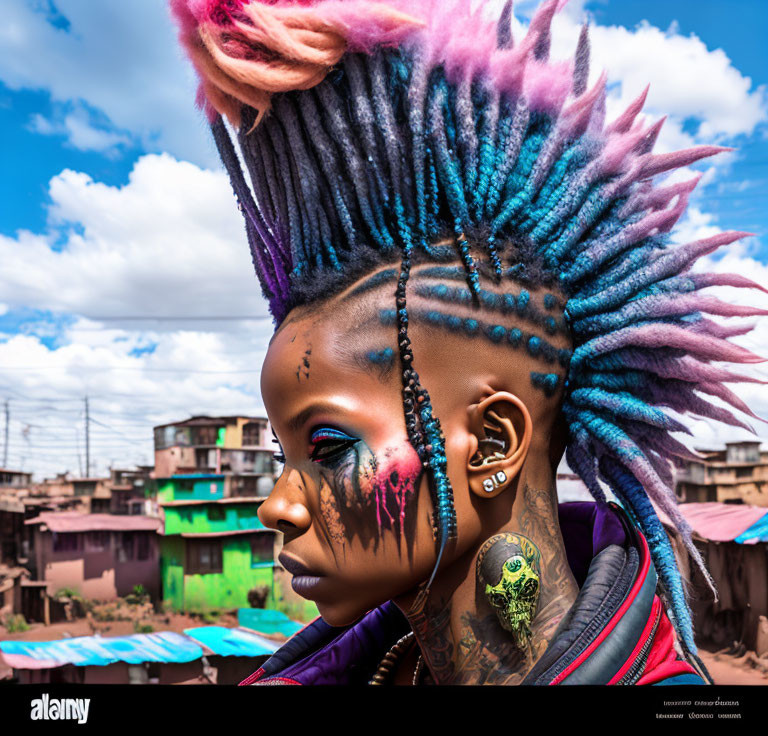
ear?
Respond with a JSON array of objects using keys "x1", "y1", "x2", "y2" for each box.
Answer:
[{"x1": 466, "y1": 392, "x2": 532, "y2": 499}]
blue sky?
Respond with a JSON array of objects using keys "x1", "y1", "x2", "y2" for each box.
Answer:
[
  {"x1": 0, "y1": 0, "x2": 766, "y2": 478},
  {"x1": 590, "y1": 0, "x2": 768, "y2": 262}
]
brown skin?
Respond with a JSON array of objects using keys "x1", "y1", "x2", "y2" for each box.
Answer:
[{"x1": 259, "y1": 263, "x2": 579, "y2": 685}]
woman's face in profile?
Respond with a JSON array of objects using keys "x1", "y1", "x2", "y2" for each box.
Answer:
[
  {"x1": 257, "y1": 282, "x2": 489, "y2": 625},
  {"x1": 257, "y1": 305, "x2": 435, "y2": 625}
]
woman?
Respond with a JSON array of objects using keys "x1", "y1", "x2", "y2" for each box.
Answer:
[{"x1": 171, "y1": 0, "x2": 765, "y2": 685}]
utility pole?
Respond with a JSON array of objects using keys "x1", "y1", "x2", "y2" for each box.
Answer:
[
  {"x1": 2, "y1": 400, "x2": 8, "y2": 468},
  {"x1": 84, "y1": 396, "x2": 90, "y2": 478}
]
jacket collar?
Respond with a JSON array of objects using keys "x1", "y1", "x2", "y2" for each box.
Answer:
[{"x1": 242, "y1": 502, "x2": 672, "y2": 686}]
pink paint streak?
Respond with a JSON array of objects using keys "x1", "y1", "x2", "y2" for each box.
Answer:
[{"x1": 365, "y1": 446, "x2": 422, "y2": 534}]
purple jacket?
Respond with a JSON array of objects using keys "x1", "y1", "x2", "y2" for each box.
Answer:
[{"x1": 241, "y1": 502, "x2": 705, "y2": 686}]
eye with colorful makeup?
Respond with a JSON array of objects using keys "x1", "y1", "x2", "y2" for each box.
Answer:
[{"x1": 309, "y1": 427, "x2": 360, "y2": 465}]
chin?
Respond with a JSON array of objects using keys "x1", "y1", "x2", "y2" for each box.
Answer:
[{"x1": 316, "y1": 600, "x2": 374, "y2": 628}]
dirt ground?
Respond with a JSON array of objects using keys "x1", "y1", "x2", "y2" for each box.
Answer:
[
  {"x1": 698, "y1": 647, "x2": 768, "y2": 685},
  {"x1": 0, "y1": 605, "x2": 285, "y2": 643}
]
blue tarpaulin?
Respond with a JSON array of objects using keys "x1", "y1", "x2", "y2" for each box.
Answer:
[
  {"x1": 184, "y1": 626, "x2": 279, "y2": 657},
  {"x1": 0, "y1": 632, "x2": 202, "y2": 668},
  {"x1": 237, "y1": 608, "x2": 304, "y2": 637},
  {"x1": 0, "y1": 626, "x2": 281, "y2": 670},
  {"x1": 734, "y1": 513, "x2": 768, "y2": 544}
]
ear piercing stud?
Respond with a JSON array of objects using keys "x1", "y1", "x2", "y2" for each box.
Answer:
[
  {"x1": 482, "y1": 470, "x2": 507, "y2": 493},
  {"x1": 479, "y1": 451, "x2": 505, "y2": 466}
]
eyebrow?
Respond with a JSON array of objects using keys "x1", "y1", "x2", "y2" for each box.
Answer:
[{"x1": 332, "y1": 302, "x2": 399, "y2": 382}]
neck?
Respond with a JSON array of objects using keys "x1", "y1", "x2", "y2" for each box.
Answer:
[{"x1": 395, "y1": 469, "x2": 579, "y2": 685}]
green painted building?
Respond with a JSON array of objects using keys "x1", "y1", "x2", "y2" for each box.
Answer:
[
  {"x1": 154, "y1": 473, "x2": 225, "y2": 504},
  {"x1": 156, "y1": 474, "x2": 318, "y2": 621},
  {"x1": 159, "y1": 496, "x2": 278, "y2": 613}
]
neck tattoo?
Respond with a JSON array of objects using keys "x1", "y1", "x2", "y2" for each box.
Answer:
[
  {"x1": 476, "y1": 532, "x2": 541, "y2": 653},
  {"x1": 398, "y1": 482, "x2": 578, "y2": 685}
]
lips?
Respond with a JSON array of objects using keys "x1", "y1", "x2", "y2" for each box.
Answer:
[
  {"x1": 279, "y1": 553, "x2": 325, "y2": 598},
  {"x1": 278, "y1": 552, "x2": 319, "y2": 577}
]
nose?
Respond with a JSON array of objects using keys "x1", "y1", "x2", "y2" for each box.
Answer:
[{"x1": 257, "y1": 468, "x2": 312, "y2": 537}]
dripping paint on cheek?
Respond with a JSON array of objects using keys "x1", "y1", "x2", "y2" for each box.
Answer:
[
  {"x1": 319, "y1": 441, "x2": 423, "y2": 546},
  {"x1": 358, "y1": 444, "x2": 423, "y2": 535}
]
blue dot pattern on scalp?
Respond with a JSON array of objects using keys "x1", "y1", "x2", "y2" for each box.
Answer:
[
  {"x1": 379, "y1": 307, "x2": 571, "y2": 367},
  {"x1": 413, "y1": 283, "x2": 567, "y2": 335},
  {"x1": 530, "y1": 372, "x2": 560, "y2": 397},
  {"x1": 366, "y1": 347, "x2": 395, "y2": 367}
]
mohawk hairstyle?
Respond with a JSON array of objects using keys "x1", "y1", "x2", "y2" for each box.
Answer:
[{"x1": 172, "y1": 0, "x2": 767, "y2": 653}]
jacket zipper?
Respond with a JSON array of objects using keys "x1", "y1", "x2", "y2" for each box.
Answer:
[{"x1": 615, "y1": 604, "x2": 662, "y2": 685}]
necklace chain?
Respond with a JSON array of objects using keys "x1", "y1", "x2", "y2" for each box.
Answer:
[{"x1": 368, "y1": 631, "x2": 427, "y2": 686}]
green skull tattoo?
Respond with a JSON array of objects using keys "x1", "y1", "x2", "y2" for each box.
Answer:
[{"x1": 477, "y1": 532, "x2": 541, "y2": 650}]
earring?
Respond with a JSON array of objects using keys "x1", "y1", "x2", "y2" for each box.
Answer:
[
  {"x1": 482, "y1": 470, "x2": 507, "y2": 493},
  {"x1": 479, "y1": 451, "x2": 505, "y2": 466}
]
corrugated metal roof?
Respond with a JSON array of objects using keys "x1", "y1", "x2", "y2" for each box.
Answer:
[
  {"x1": 0, "y1": 565, "x2": 29, "y2": 580},
  {"x1": 0, "y1": 624, "x2": 287, "y2": 670},
  {"x1": 657, "y1": 502, "x2": 768, "y2": 543},
  {"x1": 679, "y1": 502, "x2": 767, "y2": 542},
  {"x1": 179, "y1": 528, "x2": 271, "y2": 538},
  {"x1": 184, "y1": 626, "x2": 279, "y2": 657},
  {"x1": 154, "y1": 415, "x2": 255, "y2": 429},
  {"x1": 0, "y1": 632, "x2": 202, "y2": 669},
  {"x1": 170, "y1": 473, "x2": 225, "y2": 480},
  {"x1": 24, "y1": 512, "x2": 161, "y2": 533}
]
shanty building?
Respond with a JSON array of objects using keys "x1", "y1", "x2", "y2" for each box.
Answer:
[
  {"x1": 676, "y1": 441, "x2": 768, "y2": 506},
  {"x1": 660, "y1": 501, "x2": 768, "y2": 653},
  {"x1": 153, "y1": 415, "x2": 277, "y2": 497},
  {"x1": 0, "y1": 469, "x2": 32, "y2": 489},
  {"x1": 24, "y1": 512, "x2": 161, "y2": 601},
  {"x1": 159, "y1": 497, "x2": 279, "y2": 613},
  {"x1": 108, "y1": 467, "x2": 155, "y2": 516}
]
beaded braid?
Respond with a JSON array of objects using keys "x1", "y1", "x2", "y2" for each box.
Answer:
[
  {"x1": 395, "y1": 248, "x2": 457, "y2": 586},
  {"x1": 173, "y1": 0, "x2": 768, "y2": 651}
]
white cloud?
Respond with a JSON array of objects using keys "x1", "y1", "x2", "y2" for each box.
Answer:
[
  {"x1": 671, "y1": 206, "x2": 725, "y2": 246},
  {"x1": 1, "y1": 325, "x2": 270, "y2": 479},
  {"x1": 681, "y1": 241, "x2": 768, "y2": 447},
  {"x1": 28, "y1": 105, "x2": 132, "y2": 153},
  {"x1": 496, "y1": 3, "x2": 766, "y2": 205},
  {"x1": 0, "y1": 153, "x2": 268, "y2": 328},
  {"x1": 0, "y1": 0, "x2": 216, "y2": 166},
  {"x1": 549, "y1": 13, "x2": 768, "y2": 140},
  {"x1": 0, "y1": 152, "x2": 276, "y2": 479}
]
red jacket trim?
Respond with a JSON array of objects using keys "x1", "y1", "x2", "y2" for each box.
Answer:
[{"x1": 551, "y1": 531, "x2": 652, "y2": 685}]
